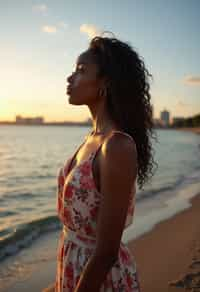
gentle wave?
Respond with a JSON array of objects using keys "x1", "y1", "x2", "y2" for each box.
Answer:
[
  {"x1": 0, "y1": 216, "x2": 62, "y2": 262},
  {"x1": 1, "y1": 187, "x2": 56, "y2": 200},
  {"x1": 137, "y1": 167, "x2": 200, "y2": 202},
  {"x1": 1, "y1": 168, "x2": 200, "y2": 262},
  {"x1": 5, "y1": 191, "x2": 36, "y2": 199},
  {"x1": 0, "y1": 210, "x2": 18, "y2": 217}
]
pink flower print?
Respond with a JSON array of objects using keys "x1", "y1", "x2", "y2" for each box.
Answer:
[
  {"x1": 64, "y1": 262, "x2": 74, "y2": 289},
  {"x1": 126, "y1": 272, "x2": 133, "y2": 289},
  {"x1": 58, "y1": 173, "x2": 64, "y2": 186},
  {"x1": 80, "y1": 174, "x2": 95, "y2": 189},
  {"x1": 120, "y1": 247, "x2": 130, "y2": 264},
  {"x1": 77, "y1": 234, "x2": 90, "y2": 244},
  {"x1": 79, "y1": 161, "x2": 90, "y2": 176},
  {"x1": 84, "y1": 223, "x2": 94, "y2": 236},
  {"x1": 64, "y1": 184, "x2": 74, "y2": 199},
  {"x1": 89, "y1": 206, "x2": 98, "y2": 220},
  {"x1": 57, "y1": 196, "x2": 62, "y2": 212},
  {"x1": 63, "y1": 208, "x2": 73, "y2": 226}
]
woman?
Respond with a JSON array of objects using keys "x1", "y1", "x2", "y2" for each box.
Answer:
[{"x1": 45, "y1": 35, "x2": 157, "y2": 291}]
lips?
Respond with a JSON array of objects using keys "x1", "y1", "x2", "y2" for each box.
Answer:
[{"x1": 67, "y1": 86, "x2": 72, "y2": 94}]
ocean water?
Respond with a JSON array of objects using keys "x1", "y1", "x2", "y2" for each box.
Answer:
[{"x1": 0, "y1": 125, "x2": 200, "y2": 289}]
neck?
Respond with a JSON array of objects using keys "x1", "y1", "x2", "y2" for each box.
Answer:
[{"x1": 88, "y1": 101, "x2": 120, "y2": 136}]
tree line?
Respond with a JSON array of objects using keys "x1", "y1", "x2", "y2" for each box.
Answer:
[{"x1": 172, "y1": 113, "x2": 200, "y2": 128}]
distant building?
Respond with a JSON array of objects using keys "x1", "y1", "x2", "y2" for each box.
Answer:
[
  {"x1": 85, "y1": 117, "x2": 92, "y2": 126},
  {"x1": 160, "y1": 109, "x2": 170, "y2": 126},
  {"x1": 16, "y1": 115, "x2": 44, "y2": 125}
]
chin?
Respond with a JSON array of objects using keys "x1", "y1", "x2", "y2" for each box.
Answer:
[{"x1": 68, "y1": 95, "x2": 85, "y2": 105}]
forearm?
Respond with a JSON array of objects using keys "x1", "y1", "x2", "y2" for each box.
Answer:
[{"x1": 74, "y1": 253, "x2": 117, "y2": 292}]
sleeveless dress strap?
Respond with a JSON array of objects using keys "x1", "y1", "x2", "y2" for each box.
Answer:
[
  {"x1": 69, "y1": 130, "x2": 135, "y2": 171},
  {"x1": 90, "y1": 130, "x2": 135, "y2": 164}
]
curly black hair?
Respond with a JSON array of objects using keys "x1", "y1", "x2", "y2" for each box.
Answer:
[{"x1": 88, "y1": 35, "x2": 158, "y2": 190}]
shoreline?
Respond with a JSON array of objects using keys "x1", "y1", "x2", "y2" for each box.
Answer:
[
  {"x1": 4, "y1": 192, "x2": 200, "y2": 292},
  {"x1": 1, "y1": 123, "x2": 200, "y2": 135},
  {"x1": 128, "y1": 192, "x2": 200, "y2": 292}
]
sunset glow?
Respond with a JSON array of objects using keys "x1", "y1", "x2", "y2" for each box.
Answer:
[{"x1": 0, "y1": 1, "x2": 200, "y2": 122}]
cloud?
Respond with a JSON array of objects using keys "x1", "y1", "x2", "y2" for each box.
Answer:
[
  {"x1": 80, "y1": 24, "x2": 101, "y2": 39},
  {"x1": 183, "y1": 76, "x2": 200, "y2": 86},
  {"x1": 42, "y1": 25, "x2": 57, "y2": 33},
  {"x1": 58, "y1": 21, "x2": 68, "y2": 30},
  {"x1": 41, "y1": 21, "x2": 68, "y2": 34},
  {"x1": 32, "y1": 4, "x2": 47, "y2": 14}
]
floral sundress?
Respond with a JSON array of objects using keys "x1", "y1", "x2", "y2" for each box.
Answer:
[{"x1": 55, "y1": 131, "x2": 141, "y2": 291}]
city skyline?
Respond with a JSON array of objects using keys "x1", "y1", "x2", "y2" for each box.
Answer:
[
  {"x1": 0, "y1": 1, "x2": 200, "y2": 122},
  {"x1": 0, "y1": 108, "x2": 192, "y2": 126}
]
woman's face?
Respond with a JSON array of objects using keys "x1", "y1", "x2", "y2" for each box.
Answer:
[{"x1": 66, "y1": 50, "x2": 103, "y2": 105}]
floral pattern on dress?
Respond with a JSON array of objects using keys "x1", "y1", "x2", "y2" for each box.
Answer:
[{"x1": 55, "y1": 140, "x2": 141, "y2": 292}]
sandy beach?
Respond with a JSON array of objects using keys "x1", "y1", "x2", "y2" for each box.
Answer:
[
  {"x1": 5, "y1": 192, "x2": 199, "y2": 292},
  {"x1": 128, "y1": 192, "x2": 200, "y2": 292}
]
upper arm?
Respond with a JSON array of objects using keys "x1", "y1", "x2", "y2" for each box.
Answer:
[{"x1": 95, "y1": 133, "x2": 138, "y2": 259}]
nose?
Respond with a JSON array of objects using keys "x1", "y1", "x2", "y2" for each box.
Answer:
[{"x1": 67, "y1": 73, "x2": 74, "y2": 84}]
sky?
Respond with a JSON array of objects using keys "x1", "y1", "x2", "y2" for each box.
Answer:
[{"x1": 0, "y1": 0, "x2": 200, "y2": 122}]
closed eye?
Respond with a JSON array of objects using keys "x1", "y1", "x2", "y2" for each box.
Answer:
[{"x1": 75, "y1": 64, "x2": 85, "y2": 73}]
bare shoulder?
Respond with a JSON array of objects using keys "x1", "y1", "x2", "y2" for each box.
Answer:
[{"x1": 102, "y1": 131, "x2": 138, "y2": 166}]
